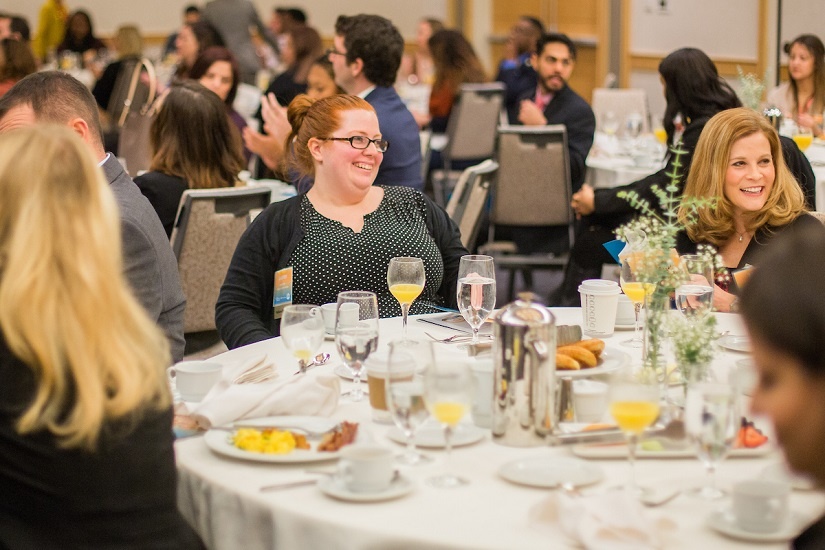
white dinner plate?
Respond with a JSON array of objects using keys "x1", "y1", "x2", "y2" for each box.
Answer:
[
  {"x1": 718, "y1": 335, "x2": 752, "y2": 353},
  {"x1": 318, "y1": 474, "x2": 414, "y2": 502},
  {"x1": 556, "y1": 347, "x2": 630, "y2": 379},
  {"x1": 204, "y1": 416, "x2": 342, "y2": 463},
  {"x1": 499, "y1": 456, "x2": 603, "y2": 488},
  {"x1": 706, "y1": 510, "x2": 807, "y2": 543},
  {"x1": 386, "y1": 423, "x2": 485, "y2": 448},
  {"x1": 571, "y1": 441, "x2": 772, "y2": 460}
]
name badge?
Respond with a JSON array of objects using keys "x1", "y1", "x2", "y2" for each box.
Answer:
[{"x1": 273, "y1": 266, "x2": 293, "y2": 319}]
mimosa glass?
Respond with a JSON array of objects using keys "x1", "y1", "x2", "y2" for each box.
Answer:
[
  {"x1": 387, "y1": 257, "x2": 425, "y2": 343},
  {"x1": 619, "y1": 253, "x2": 653, "y2": 348}
]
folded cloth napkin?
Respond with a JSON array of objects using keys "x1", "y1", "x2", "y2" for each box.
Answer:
[
  {"x1": 557, "y1": 491, "x2": 670, "y2": 550},
  {"x1": 187, "y1": 355, "x2": 340, "y2": 429}
]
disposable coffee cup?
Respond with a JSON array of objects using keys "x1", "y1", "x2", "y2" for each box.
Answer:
[
  {"x1": 732, "y1": 479, "x2": 790, "y2": 533},
  {"x1": 338, "y1": 445, "x2": 395, "y2": 493},
  {"x1": 366, "y1": 350, "x2": 416, "y2": 423},
  {"x1": 167, "y1": 361, "x2": 222, "y2": 402},
  {"x1": 578, "y1": 279, "x2": 621, "y2": 337},
  {"x1": 572, "y1": 380, "x2": 608, "y2": 423}
]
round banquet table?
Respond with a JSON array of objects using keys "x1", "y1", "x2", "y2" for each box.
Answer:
[{"x1": 175, "y1": 309, "x2": 825, "y2": 550}]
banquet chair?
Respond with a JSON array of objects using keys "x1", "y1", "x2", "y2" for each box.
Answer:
[
  {"x1": 591, "y1": 88, "x2": 651, "y2": 134},
  {"x1": 419, "y1": 129, "x2": 432, "y2": 184},
  {"x1": 171, "y1": 186, "x2": 271, "y2": 336},
  {"x1": 445, "y1": 159, "x2": 498, "y2": 251},
  {"x1": 479, "y1": 125, "x2": 574, "y2": 300},
  {"x1": 431, "y1": 82, "x2": 505, "y2": 206}
]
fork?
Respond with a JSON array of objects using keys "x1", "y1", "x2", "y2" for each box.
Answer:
[{"x1": 425, "y1": 332, "x2": 490, "y2": 343}]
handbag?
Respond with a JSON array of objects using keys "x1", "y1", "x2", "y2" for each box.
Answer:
[{"x1": 116, "y1": 58, "x2": 157, "y2": 177}]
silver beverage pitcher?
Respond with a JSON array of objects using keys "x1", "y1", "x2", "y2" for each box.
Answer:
[{"x1": 491, "y1": 293, "x2": 557, "y2": 446}]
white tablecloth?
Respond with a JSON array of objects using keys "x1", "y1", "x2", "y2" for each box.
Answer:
[
  {"x1": 803, "y1": 140, "x2": 825, "y2": 211},
  {"x1": 175, "y1": 309, "x2": 825, "y2": 549},
  {"x1": 586, "y1": 133, "x2": 665, "y2": 189}
]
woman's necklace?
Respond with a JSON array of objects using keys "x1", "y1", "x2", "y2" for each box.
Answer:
[{"x1": 736, "y1": 229, "x2": 752, "y2": 243}]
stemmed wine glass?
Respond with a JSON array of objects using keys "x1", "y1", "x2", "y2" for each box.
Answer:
[
  {"x1": 335, "y1": 291, "x2": 379, "y2": 402},
  {"x1": 387, "y1": 257, "x2": 425, "y2": 343},
  {"x1": 456, "y1": 255, "x2": 496, "y2": 344},
  {"x1": 624, "y1": 112, "x2": 643, "y2": 147},
  {"x1": 684, "y1": 382, "x2": 738, "y2": 500},
  {"x1": 423, "y1": 344, "x2": 473, "y2": 488},
  {"x1": 792, "y1": 123, "x2": 813, "y2": 152},
  {"x1": 280, "y1": 305, "x2": 324, "y2": 371},
  {"x1": 386, "y1": 340, "x2": 431, "y2": 465},
  {"x1": 608, "y1": 369, "x2": 660, "y2": 497},
  {"x1": 619, "y1": 252, "x2": 653, "y2": 348},
  {"x1": 675, "y1": 254, "x2": 714, "y2": 316},
  {"x1": 602, "y1": 111, "x2": 620, "y2": 138}
]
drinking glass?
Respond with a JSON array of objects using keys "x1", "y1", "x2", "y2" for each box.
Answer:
[
  {"x1": 602, "y1": 111, "x2": 620, "y2": 137},
  {"x1": 792, "y1": 124, "x2": 813, "y2": 152},
  {"x1": 619, "y1": 252, "x2": 653, "y2": 348},
  {"x1": 335, "y1": 291, "x2": 379, "y2": 402},
  {"x1": 386, "y1": 340, "x2": 431, "y2": 465},
  {"x1": 609, "y1": 371, "x2": 660, "y2": 497},
  {"x1": 387, "y1": 257, "x2": 425, "y2": 343},
  {"x1": 624, "y1": 112, "x2": 643, "y2": 145},
  {"x1": 424, "y1": 348, "x2": 473, "y2": 488},
  {"x1": 280, "y1": 305, "x2": 324, "y2": 371},
  {"x1": 675, "y1": 254, "x2": 715, "y2": 316},
  {"x1": 684, "y1": 382, "x2": 738, "y2": 500},
  {"x1": 456, "y1": 255, "x2": 496, "y2": 344}
]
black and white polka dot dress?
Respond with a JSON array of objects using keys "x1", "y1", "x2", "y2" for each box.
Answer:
[{"x1": 291, "y1": 186, "x2": 445, "y2": 317}]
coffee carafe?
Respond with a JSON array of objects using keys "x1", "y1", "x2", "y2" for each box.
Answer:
[{"x1": 491, "y1": 293, "x2": 556, "y2": 446}]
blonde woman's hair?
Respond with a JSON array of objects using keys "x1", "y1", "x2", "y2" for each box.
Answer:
[
  {"x1": 115, "y1": 25, "x2": 143, "y2": 58},
  {"x1": 679, "y1": 107, "x2": 806, "y2": 246},
  {"x1": 0, "y1": 125, "x2": 171, "y2": 451}
]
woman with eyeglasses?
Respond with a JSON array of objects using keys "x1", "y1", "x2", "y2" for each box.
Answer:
[{"x1": 216, "y1": 94, "x2": 468, "y2": 349}]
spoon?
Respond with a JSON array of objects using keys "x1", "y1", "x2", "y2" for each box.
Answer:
[{"x1": 294, "y1": 352, "x2": 332, "y2": 375}]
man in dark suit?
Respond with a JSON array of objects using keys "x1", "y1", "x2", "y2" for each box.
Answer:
[
  {"x1": 0, "y1": 72, "x2": 187, "y2": 363},
  {"x1": 514, "y1": 32, "x2": 595, "y2": 192},
  {"x1": 330, "y1": 14, "x2": 422, "y2": 191}
]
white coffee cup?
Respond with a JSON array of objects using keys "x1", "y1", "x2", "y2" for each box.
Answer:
[
  {"x1": 167, "y1": 361, "x2": 222, "y2": 402},
  {"x1": 337, "y1": 445, "x2": 395, "y2": 493},
  {"x1": 470, "y1": 358, "x2": 494, "y2": 428},
  {"x1": 578, "y1": 279, "x2": 621, "y2": 337},
  {"x1": 732, "y1": 479, "x2": 790, "y2": 533},
  {"x1": 318, "y1": 302, "x2": 360, "y2": 335},
  {"x1": 572, "y1": 380, "x2": 608, "y2": 423},
  {"x1": 615, "y1": 294, "x2": 636, "y2": 326},
  {"x1": 365, "y1": 349, "x2": 416, "y2": 423}
]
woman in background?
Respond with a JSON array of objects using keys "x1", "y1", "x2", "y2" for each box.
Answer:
[
  {"x1": 740, "y1": 223, "x2": 825, "y2": 549},
  {"x1": 91, "y1": 24, "x2": 143, "y2": 112},
  {"x1": 262, "y1": 25, "x2": 322, "y2": 107},
  {"x1": 766, "y1": 34, "x2": 825, "y2": 137},
  {"x1": 0, "y1": 38, "x2": 37, "y2": 97},
  {"x1": 189, "y1": 46, "x2": 251, "y2": 162},
  {"x1": 56, "y1": 10, "x2": 106, "y2": 71},
  {"x1": 677, "y1": 107, "x2": 818, "y2": 311},
  {"x1": 397, "y1": 17, "x2": 443, "y2": 86},
  {"x1": 0, "y1": 125, "x2": 203, "y2": 548},
  {"x1": 135, "y1": 80, "x2": 244, "y2": 237},
  {"x1": 173, "y1": 20, "x2": 223, "y2": 80}
]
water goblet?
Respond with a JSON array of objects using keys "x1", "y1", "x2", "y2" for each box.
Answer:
[
  {"x1": 386, "y1": 340, "x2": 431, "y2": 465},
  {"x1": 457, "y1": 255, "x2": 496, "y2": 344},
  {"x1": 684, "y1": 382, "x2": 738, "y2": 500},
  {"x1": 387, "y1": 257, "x2": 425, "y2": 343},
  {"x1": 335, "y1": 291, "x2": 379, "y2": 402},
  {"x1": 280, "y1": 305, "x2": 324, "y2": 371},
  {"x1": 675, "y1": 254, "x2": 715, "y2": 315},
  {"x1": 424, "y1": 346, "x2": 473, "y2": 488}
]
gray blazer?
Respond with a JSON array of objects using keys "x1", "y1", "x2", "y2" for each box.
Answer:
[
  {"x1": 202, "y1": 0, "x2": 275, "y2": 84},
  {"x1": 103, "y1": 155, "x2": 186, "y2": 363}
]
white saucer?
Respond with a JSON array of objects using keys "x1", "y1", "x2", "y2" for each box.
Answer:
[
  {"x1": 706, "y1": 510, "x2": 807, "y2": 542},
  {"x1": 499, "y1": 456, "x2": 603, "y2": 488},
  {"x1": 318, "y1": 474, "x2": 414, "y2": 502},
  {"x1": 718, "y1": 335, "x2": 752, "y2": 353},
  {"x1": 387, "y1": 423, "x2": 485, "y2": 448}
]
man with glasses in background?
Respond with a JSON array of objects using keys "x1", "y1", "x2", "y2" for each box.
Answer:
[{"x1": 329, "y1": 14, "x2": 422, "y2": 190}]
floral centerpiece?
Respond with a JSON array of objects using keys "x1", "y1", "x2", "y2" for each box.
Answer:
[
  {"x1": 736, "y1": 66, "x2": 767, "y2": 111},
  {"x1": 615, "y1": 144, "x2": 721, "y2": 380},
  {"x1": 668, "y1": 308, "x2": 718, "y2": 389}
]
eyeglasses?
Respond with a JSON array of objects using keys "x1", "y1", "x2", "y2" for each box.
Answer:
[
  {"x1": 325, "y1": 47, "x2": 345, "y2": 57},
  {"x1": 319, "y1": 136, "x2": 389, "y2": 153}
]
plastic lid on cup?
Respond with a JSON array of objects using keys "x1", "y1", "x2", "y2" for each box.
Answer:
[
  {"x1": 578, "y1": 279, "x2": 621, "y2": 295},
  {"x1": 365, "y1": 349, "x2": 416, "y2": 376}
]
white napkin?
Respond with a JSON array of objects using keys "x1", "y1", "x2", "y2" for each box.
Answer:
[
  {"x1": 187, "y1": 355, "x2": 340, "y2": 429},
  {"x1": 557, "y1": 491, "x2": 672, "y2": 550}
]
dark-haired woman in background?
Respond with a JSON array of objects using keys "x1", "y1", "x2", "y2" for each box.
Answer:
[
  {"x1": 0, "y1": 38, "x2": 36, "y2": 98},
  {"x1": 173, "y1": 20, "x2": 223, "y2": 80},
  {"x1": 135, "y1": 80, "x2": 244, "y2": 237},
  {"x1": 57, "y1": 9, "x2": 106, "y2": 70},
  {"x1": 189, "y1": 46, "x2": 251, "y2": 163},
  {"x1": 766, "y1": 34, "x2": 825, "y2": 137}
]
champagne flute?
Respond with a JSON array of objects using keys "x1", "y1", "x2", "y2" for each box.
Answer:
[
  {"x1": 619, "y1": 253, "x2": 653, "y2": 348},
  {"x1": 335, "y1": 291, "x2": 379, "y2": 403},
  {"x1": 280, "y1": 305, "x2": 324, "y2": 371},
  {"x1": 424, "y1": 347, "x2": 473, "y2": 488},
  {"x1": 675, "y1": 254, "x2": 714, "y2": 316},
  {"x1": 457, "y1": 255, "x2": 496, "y2": 344},
  {"x1": 387, "y1": 257, "x2": 425, "y2": 343},
  {"x1": 684, "y1": 382, "x2": 738, "y2": 500},
  {"x1": 792, "y1": 124, "x2": 813, "y2": 152},
  {"x1": 609, "y1": 371, "x2": 660, "y2": 497},
  {"x1": 386, "y1": 340, "x2": 431, "y2": 465}
]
